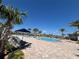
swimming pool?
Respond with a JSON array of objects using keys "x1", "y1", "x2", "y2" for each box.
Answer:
[{"x1": 39, "y1": 37, "x2": 59, "y2": 42}]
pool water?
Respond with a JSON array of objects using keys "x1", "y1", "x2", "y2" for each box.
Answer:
[{"x1": 39, "y1": 37, "x2": 59, "y2": 42}]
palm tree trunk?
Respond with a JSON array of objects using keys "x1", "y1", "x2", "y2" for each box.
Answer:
[
  {"x1": 0, "y1": 27, "x2": 6, "y2": 59},
  {"x1": 62, "y1": 32, "x2": 64, "y2": 36},
  {"x1": 0, "y1": 27, "x2": 10, "y2": 59},
  {"x1": 0, "y1": 40, "x2": 5, "y2": 59},
  {"x1": 0, "y1": 16, "x2": 13, "y2": 58},
  {"x1": 78, "y1": 26, "x2": 79, "y2": 31}
]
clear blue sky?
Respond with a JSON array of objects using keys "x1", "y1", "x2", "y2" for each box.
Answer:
[{"x1": 3, "y1": 0, "x2": 79, "y2": 35}]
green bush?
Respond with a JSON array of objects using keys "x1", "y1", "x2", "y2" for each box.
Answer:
[
  {"x1": 5, "y1": 41, "x2": 14, "y2": 50},
  {"x1": 76, "y1": 41, "x2": 79, "y2": 44},
  {"x1": 8, "y1": 49, "x2": 24, "y2": 59}
]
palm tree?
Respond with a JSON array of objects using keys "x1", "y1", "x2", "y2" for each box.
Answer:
[
  {"x1": 32, "y1": 28, "x2": 39, "y2": 34},
  {"x1": 39, "y1": 30, "x2": 42, "y2": 34},
  {"x1": 28, "y1": 28, "x2": 31, "y2": 30},
  {"x1": 0, "y1": 4, "x2": 26, "y2": 59},
  {"x1": 59, "y1": 28, "x2": 65, "y2": 36},
  {"x1": 70, "y1": 20, "x2": 79, "y2": 40},
  {"x1": 70, "y1": 20, "x2": 79, "y2": 31},
  {"x1": 28, "y1": 28, "x2": 31, "y2": 32},
  {"x1": 0, "y1": 0, "x2": 2, "y2": 4}
]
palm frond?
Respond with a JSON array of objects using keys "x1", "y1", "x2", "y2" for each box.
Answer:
[
  {"x1": 0, "y1": 0, "x2": 2, "y2": 4},
  {"x1": 0, "y1": 5, "x2": 27, "y2": 26},
  {"x1": 20, "y1": 11, "x2": 28, "y2": 16},
  {"x1": 0, "y1": 22, "x2": 3, "y2": 27},
  {"x1": 70, "y1": 20, "x2": 79, "y2": 26},
  {"x1": 59, "y1": 28, "x2": 65, "y2": 32}
]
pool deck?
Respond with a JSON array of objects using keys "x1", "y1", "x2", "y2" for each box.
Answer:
[{"x1": 17, "y1": 35, "x2": 79, "y2": 59}]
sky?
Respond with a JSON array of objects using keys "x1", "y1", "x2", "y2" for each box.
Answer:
[{"x1": 2, "y1": 0, "x2": 79, "y2": 35}]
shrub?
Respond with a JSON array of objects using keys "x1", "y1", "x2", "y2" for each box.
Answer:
[
  {"x1": 5, "y1": 41, "x2": 14, "y2": 50},
  {"x1": 8, "y1": 49, "x2": 24, "y2": 59},
  {"x1": 76, "y1": 41, "x2": 79, "y2": 44}
]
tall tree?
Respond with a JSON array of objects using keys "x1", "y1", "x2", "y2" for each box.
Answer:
[
  {"x1": 32, "y1": 28, "x2": 39, "y2": 34},
  {"x1": 39, "y1": 30, "x2": 42, "y2": 34},
  {"x1": 0, "y1": 3, "x2": 26, "y2": 59},
  {"x1": 0, "y1": 0, "x2": 2, "y2": 4},
  {"x1": 70, "y1": 20, "x2": 79, "y2": 31},
  {"x1": 59, "y1": 28, "x2": 65, "y2": 36},
  {"x1": 70, "y1": 20, "x2": 79, "y2": 40}
]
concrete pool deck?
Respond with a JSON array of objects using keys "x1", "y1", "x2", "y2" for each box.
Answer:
[{"x1": 16, "y1": 35, "x2": 79, "y2": 59}]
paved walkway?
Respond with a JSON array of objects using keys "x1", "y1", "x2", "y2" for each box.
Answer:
[{"x1": 17, "y1": 36, "x2": 79, "y2": 59}]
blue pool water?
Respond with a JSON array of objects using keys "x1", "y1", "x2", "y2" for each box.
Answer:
[{"x1": 39, "y1": 37, "x2": 59, "y2": 42}]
